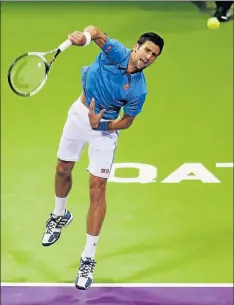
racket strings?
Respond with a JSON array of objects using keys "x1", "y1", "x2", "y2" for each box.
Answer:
[{"x1": 8, "y1": 54, "x2": 47, "y2": 96}]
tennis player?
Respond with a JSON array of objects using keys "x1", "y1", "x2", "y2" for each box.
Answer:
[{"x1": 41, "y1": 25, "x2": 164, "y2": 290}]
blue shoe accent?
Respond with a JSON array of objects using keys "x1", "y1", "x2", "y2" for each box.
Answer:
[{"x1": 42, "y1": 209, "x2": 73, "y2": 246}]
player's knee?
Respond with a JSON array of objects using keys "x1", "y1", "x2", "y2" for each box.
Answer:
[
  {"x1": 89, "y1": 176, "x2": 107, "y2": 202},
  {"x1": 56, "y1": 160, "x2": 74, "y2": 178}
]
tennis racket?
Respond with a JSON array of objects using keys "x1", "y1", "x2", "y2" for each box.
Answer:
[{"x1": 7, "y1": 39, "x2": 72, "y2": 97}]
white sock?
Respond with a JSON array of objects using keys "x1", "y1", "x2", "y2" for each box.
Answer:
[
  {"x1": 53, "y1": 196, "x2": 68, "y2": 216},
  {"x1": 82, "y1": 234, "x2": 99, "y2": 259}
]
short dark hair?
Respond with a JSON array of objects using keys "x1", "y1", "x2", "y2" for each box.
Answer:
[{"x1": 137, "y1": 32, "x2": 164, "y2": 55}]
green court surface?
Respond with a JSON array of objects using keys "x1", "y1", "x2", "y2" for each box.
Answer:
[{"x1": 1, "y1": 2, "x2": 233, "y2": 284}]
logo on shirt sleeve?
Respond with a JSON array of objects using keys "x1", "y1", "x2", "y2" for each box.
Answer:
[{"x1": 104, "y1": 45, "x2": 112, "y2": 53}]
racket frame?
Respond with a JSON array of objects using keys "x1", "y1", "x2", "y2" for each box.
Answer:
[{"x1": 7, "y1": 39, "x2": 72, "y2": 97}]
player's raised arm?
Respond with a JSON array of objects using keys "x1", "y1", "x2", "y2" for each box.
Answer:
[
  {"x1": 83, "y1": 25, "x2": 107, "y2": 49},
  {"x1": 68, "y1": 26, "x2": 107, "y2": 48},
  {"x1": 68, "y1": 25, "x2": 129, "y2": 63}
]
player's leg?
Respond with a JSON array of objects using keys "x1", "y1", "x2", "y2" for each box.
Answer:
[
  {"x1": 55, "y1": 159, "x2": 75, "y2": 198},
  {"x1": 42, "y1": 138, "x2": 86, "y2": 247},
  {"x1": 54, "y1": 136, "x2": 86, "y2": 216},
  {"x1": 42, "y1": 100, "x2": 87, "y2": 246},
  {"x1": 86, "y1": 174, "x2": 107, "y2": 236},
  {"x1": 75, "y1": 132, "x2": 117, "y2": 290}
]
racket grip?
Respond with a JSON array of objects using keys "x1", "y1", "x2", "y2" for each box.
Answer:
[{"x1": 58, "y1": 39, "x2": 72, "y2": 52}]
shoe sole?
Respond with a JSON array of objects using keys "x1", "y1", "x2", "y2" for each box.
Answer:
[
  {"x1": 41, "y1": 215, "x2": 73, "y2": 247},
  {"x1": 75, "y1": 282, "x2": 92, "y2": 290},
  {"x1": 75, "y1": 276, "x2": 94, "y2": 290},
  {"x1": 75, "y1": 285, "x2": 86, "y2": 290}
]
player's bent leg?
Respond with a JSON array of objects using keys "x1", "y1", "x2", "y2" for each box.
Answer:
[
  {"x1": 55, "y1": 159, "x2": 75, "y2": 198},
  {"x1": 42, "y1": 102, "x2": 87, "y2": 247},
  {"x1": 75, "y1": 174, "x2": 107, "y2": 290},
  {"x1": 42, "y1": 159, "x2": 75, "y2": 246}
]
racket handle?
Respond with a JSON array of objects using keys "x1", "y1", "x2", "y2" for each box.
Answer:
[{"x1": 58, "y1": 39, "x2": 72, "y2": 52}]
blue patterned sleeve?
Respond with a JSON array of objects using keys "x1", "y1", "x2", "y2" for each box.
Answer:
[
  {"x1": 123, "y1": 94, "x2": 147, "y2": 117},
  {"x1": 101, "y1": 37, "x2": 129, "y2": 64}
]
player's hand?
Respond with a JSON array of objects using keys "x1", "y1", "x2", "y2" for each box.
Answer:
[
  {"x1": 68, "y1": 31, "x2": 86, "y2": 46},
  {"x1": 88, "y1": 98, "x2": 105, "y2": 129}
]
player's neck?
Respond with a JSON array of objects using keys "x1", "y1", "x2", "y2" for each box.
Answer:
[{"x1": 127, "y1": 66, "x2": 137, "y2": 74}]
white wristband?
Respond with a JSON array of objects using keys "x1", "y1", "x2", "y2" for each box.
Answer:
[{"x1": 83, "y1": 32, "x2": 91, "y2": 47}]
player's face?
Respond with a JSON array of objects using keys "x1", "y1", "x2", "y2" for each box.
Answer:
[{"x1": 132, "y1": 41, "x2": 160, "y2": 71}]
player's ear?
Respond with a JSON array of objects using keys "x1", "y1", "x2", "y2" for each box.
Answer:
[{"x1": 133, "y1": 43, "x2": 139, "y2": 52}]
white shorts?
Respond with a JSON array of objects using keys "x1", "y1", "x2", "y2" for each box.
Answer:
[{"x1": 57, "y1": 98, "x2": 118, "y2": 179}]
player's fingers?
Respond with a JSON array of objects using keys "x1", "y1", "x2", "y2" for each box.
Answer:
[
  {"x1": 69, "y1": 31, "x2": 82, "y2": 37},
  {"x1": 73, "y1": 31, "x2": 83, "y2": 37},
  {"x1": 89, "y1": 98, "x2": 95, "y2": 111},
  {"x1": 68, "y1": 35, "x2": 77, "y2": 44},
  {"x1": 99, "y1": 109, "x2": 105, "y2": 117},
  {"x1": 68, "y1": 32, "x2": 86, "y2": 45}
]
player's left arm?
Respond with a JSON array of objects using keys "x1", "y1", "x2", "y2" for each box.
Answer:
[
  {"x1": 89, "y1": 94, "x2": 146, "y2": 131},
  {"x1": 105, "y1": 93, "x2": 146, "y2": 130},
  {"x1": 106, "y1": 114, "x2": 136, "y2": 130}
]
